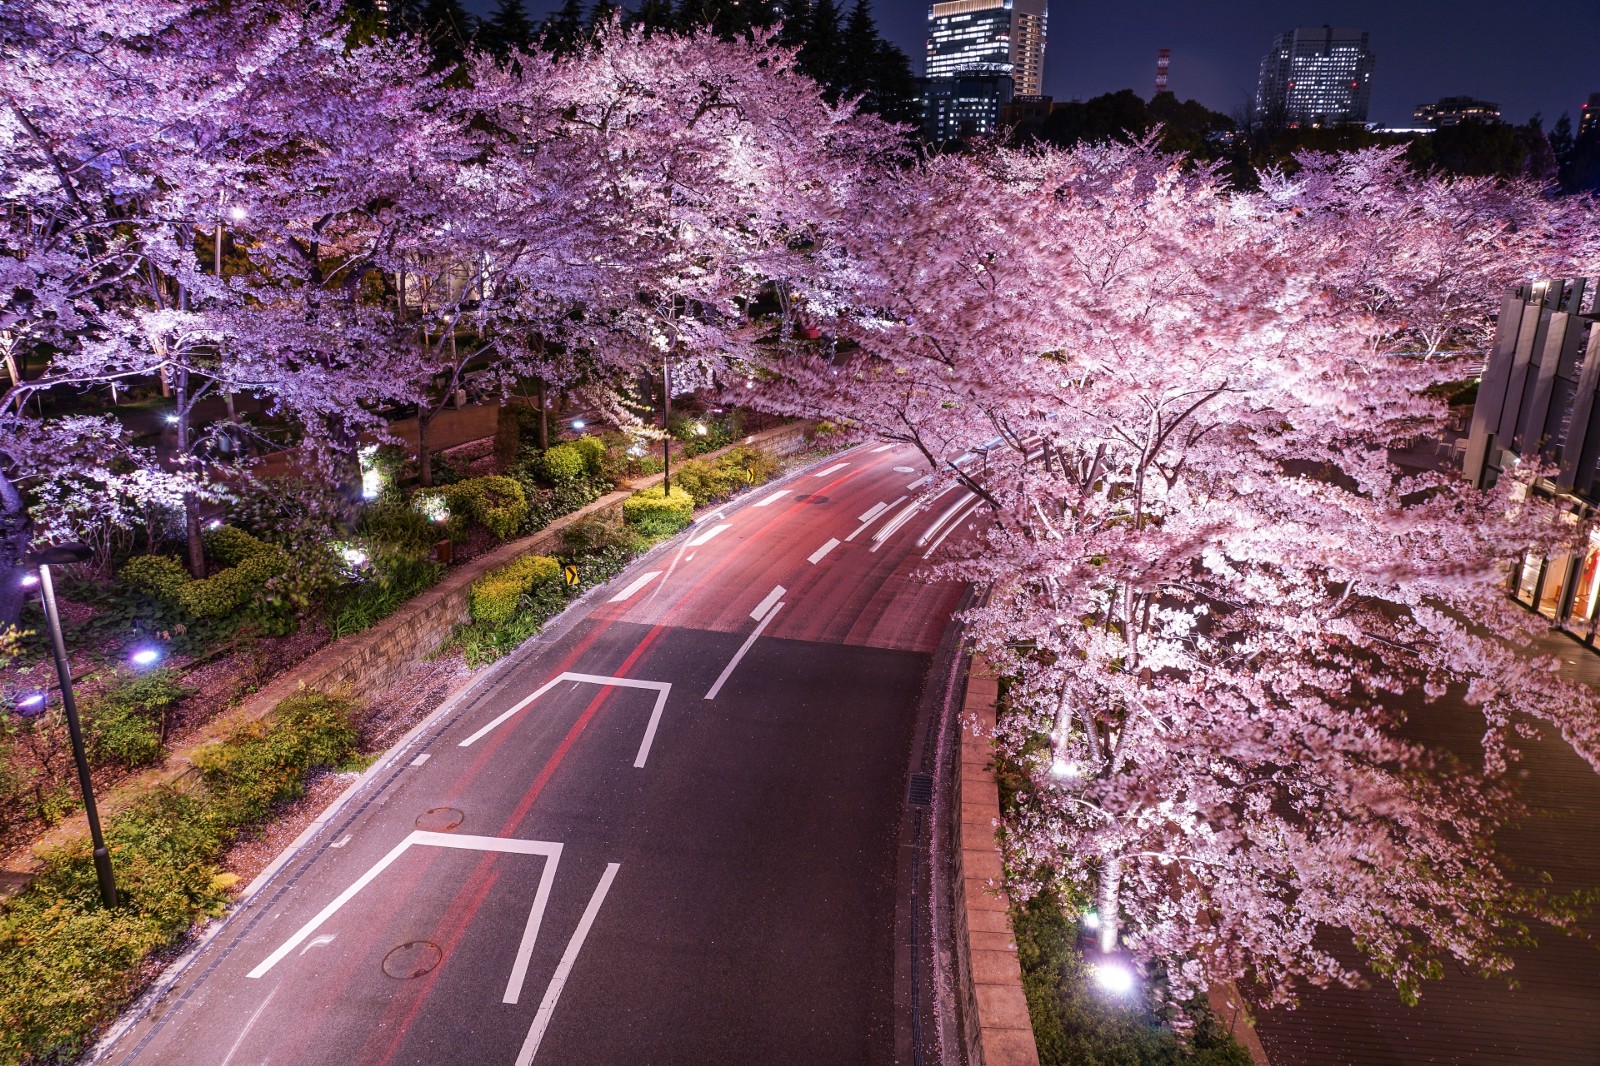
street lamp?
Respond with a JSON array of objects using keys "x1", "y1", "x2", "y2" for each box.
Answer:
[{"x1": 27, "y1": 543, "x2": 119, "y2": 908}]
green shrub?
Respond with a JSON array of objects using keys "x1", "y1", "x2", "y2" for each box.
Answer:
[
  {"x1": 327, "y1": 554, "x2": 444, "y2": 638},
  {"x1": 561, "y1": 514, "x2": 645, "y2": 557},
  {"x1": 86, "y1": 670, "x2": 189, "y2": 769},
  {"x1": 444, "y1": 476, "x2": 527, "y2": 540},
  {"x1": 358, "y1": 497, "x2": 441, "y2": 556},
  {"x1": 469, "y1": 554, "x2": 562, "y2": 627},
  {"x1": 203, "y1": 525, "x2": 270, "y2": 567},
  {"x1": 721, "y1": 445, "x2": 780, "y2": 486},
  {"x1": 177, "y1": 548, "x2": 288, "y2": 619},
  {"x1": 535, "y1": 442, "x2": 588, "y2": 484},
  {"x1": 0, "y1": 692, "x2": 361, "y2": 1066},
  {"x1": 622, "y1": 485, "x2": 695, "y2": 537},
  {"x1": 190, "y1": 693, "x2": 360, "y2": 828},
  {"x1": 671, "y1": 459, "x2": 737, "y2": 506},
  {"x1": 117, "y1": 555, "x2": 190, "y2": 602},
  {"x1": 572, "y1": 435, "x2": 607, "y2": 476}
]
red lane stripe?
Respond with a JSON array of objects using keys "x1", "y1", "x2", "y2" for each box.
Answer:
[
  {"x1": 365, "y1": 867, "x2": 503, "y2": 1066},
  {"x1": 497, "y1": 623, "x2": 666, "y2": 836}
]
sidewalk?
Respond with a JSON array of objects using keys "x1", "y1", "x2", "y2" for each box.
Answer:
[{"x1": 1255, "y1": 426, "x2": 1600, "y2": 1064}]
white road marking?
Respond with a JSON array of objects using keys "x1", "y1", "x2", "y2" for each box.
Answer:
[
  {"x1": 687, "y1": 553, "x2": 696, "y2": 562},
  {"x1": 300, "y1": 935, "x2": 336, "y2": 955},
  {"x1": 502, "y1": 848, "x2": 563, "y2": 1005},
  {"x1": 923, "y1": 498, "x2": 984, "y2": 559},
  {"x1": 916, "y1": 492, "x2": 977, "y2": 547},
  {"x1": 753, "y1": 489, "x2": 791, "y2": 507},
  {"x1": 892, "y1": 466, "x2": 915, "y2": 473},
  {"x1": 608, "y1": 570, "x2": 662, "y2": 602},
  {"x1": 813, "y1": 462, "x2": 849, "y2": 478},
  {"x1": 750, "y1": 585, "x2": 786, "y2": 621},
  {"x1": 705, "y1": 603, "x2": 784, "y2": 700},
  {"x1": 858, "y1": 502, "x2": 888, "y2": 522},
  {"x1": 687, "y1": 523, "x2": 731, "y2": 547},
  {"x1": 409, "y1": 754, "x2": 430, "y2": 766},
  {"x1": 807, "y1": 538, "x2": 840, "y2": 564},
  {"x1": 248, "y1": 832, "x2": 563, "y2": 981},
  {"x1": 870, "y1": 444, "x2": 894, "y2": 453},
  {"x1": 906, "y1": 474, "x2": 932, "y2": 489},
  {"x1": 329, "y1": 835, "x2": 351, "y2": 849},
  {"x1": 847, "y1": 497, "x2": 903, "y2": 542},
  {"x1": 219, "y1": 982, "x2": 283, "y2": 1066},
  {"x1": 516, "y1": 863, "x2": 621, "y2": 1066},
  {"x1": 459, "y1": 673, "x2": 672, "y2": 767},
  {"x1": 870, "y1": 498, "x2": 928, "y2": 552}
]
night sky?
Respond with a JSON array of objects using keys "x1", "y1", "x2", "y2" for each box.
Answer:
[{"x1": 470, "y1": 0, "x2": 1599, "y2": 128}]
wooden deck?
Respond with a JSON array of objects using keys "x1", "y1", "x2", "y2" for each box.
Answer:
[{"x1": 1255, "y1": 630, "x2": 1600, "y2": 1065}]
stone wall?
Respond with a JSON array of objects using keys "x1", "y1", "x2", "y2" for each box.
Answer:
[{"x1": 952, "y1": 658, "x2": 1041, "y2": 1066}]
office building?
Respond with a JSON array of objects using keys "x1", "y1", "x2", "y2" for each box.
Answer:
[
  {"x1": 1581, "y1": 93, "x2": 1600, "y2": 139},
  {"x1": 1254, "y1": 26, "x2": 1375, "y2": 127},
  {"x1": 1465, "y1": 278, "x2": 1600, "y2": 643},
  {"x1": 925, "y1": 0, "x2": 1047, "y2": 97},
  {"x1": 923, "y1": 74, "x2": 1014, "y2": 141},
  {"x1": 1414, "y1": 96, "x2": 1501, "y2": 128}
]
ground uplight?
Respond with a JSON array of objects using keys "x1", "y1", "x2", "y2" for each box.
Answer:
[
  {"x1": 130, "y1": 647, "x2": 163, "y2": 667},
  {"x1": 1092, "y1": 959, "x2": 1135, "y2": 996}
]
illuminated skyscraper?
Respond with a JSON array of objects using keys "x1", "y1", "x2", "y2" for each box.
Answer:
[
  {"x1": 1254, "y1": 26, "x2": 1375, "y2": 127},
  {"x1": 925, "y1": 0, "x2": 1047, "y2": 98}
]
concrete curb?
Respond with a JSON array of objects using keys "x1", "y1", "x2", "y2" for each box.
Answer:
[
  {"x1": 2, "y1": 421, "x2": 816, "y2": 882},
  {"x1": 952, "y1": 657, "x2": 1041, "y2": 1066}
]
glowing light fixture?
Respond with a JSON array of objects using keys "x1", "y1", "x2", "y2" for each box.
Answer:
[
  {"x1": 1081, "y1": 910, "x2": 1101, "y2": 930},
  {"x1": 20, "y1": 573, "x2": 38, "y2": 587},
  {"x1": 572, "y1": 419, "x2": 586, "y2": 431},
  {"x1": 130, "y1": 647, "x2": 162, "y2": 667},
  {"x1": 1092, "y1": 959, "x2": 1135, "y2": 996}
]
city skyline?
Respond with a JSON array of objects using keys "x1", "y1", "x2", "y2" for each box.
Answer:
[{"x1": 489, "y1": 0, "x2": 1599, "y2": 129}]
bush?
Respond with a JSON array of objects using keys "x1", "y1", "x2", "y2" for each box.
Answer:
[
  {"x1": 203, "y1": 525, "x2": 269, "y2": 567},
  {"x1": 0, "y1": 692, "x2": 360, "y2": 1066},
  {"x1": 1013, "y1": 893, "x2": 1251, "y2": 1066},
  {"x1": 327, "y1": 553, "x2": 443, "y2": 638},
  {"x1": 444, "y1": 476, "x2": 527, "y2": 540},
  {"x1": 721, "y1": 445, "x2": 780, "y2": 486},
  {"x1": 561, "y1": 514, "x2": 645, "y2": 557},
  {"x1": 622, "y1": 485, "x2": 695, "y2": 537},
  {"x1": 469, "y1": 554, "x2": 562, "y2": 627},
  {"x1": 358, "y1": 497, "x2": 441, "y2": 556},
  {"x1": 85, "y1": 670, "x2": 189, "y2": 768},
  {"x1": 117, "y1": 555, "x2": 190, "y2": 602},
  {"x1": 534, "y1": 442, "x2": 589, "y2": 485},
  {"x1": 177, "y1": 547, "x2": 288, "y2": 619},
  {"x1": 190, "y1": 693, "x2": 360, "y2": 827},
  {"x1": 671, "y1": 410, "x2": 742, "y2": 457},
  {"x1": 572, "y1": 435, "x2": 607, "y2": 476}
]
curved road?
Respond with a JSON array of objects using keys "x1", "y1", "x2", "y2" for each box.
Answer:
[{"x1": 101, "y1": 443, "x2": 981, "y2": 1066}]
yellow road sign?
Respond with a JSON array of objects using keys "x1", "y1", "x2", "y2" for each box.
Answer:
[{"x1": 564, "y1": 565, "x2": 579, "y2": 586}]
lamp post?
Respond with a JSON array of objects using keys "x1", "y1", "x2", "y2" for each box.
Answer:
[
  {"x1": 662, "y1": 362, "x2": 672, "y2": 495},
  {"x1": 30, "y1": 543, "x2": 118, "y2": 908}
]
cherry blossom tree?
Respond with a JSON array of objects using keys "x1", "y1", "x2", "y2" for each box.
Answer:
[{"x1": 754, "y1": 139, "x2": 1600, "y2": 1012}]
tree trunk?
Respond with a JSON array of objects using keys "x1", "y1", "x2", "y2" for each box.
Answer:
[
  {"x1": 536, "y1": 379, "x2": 548, "y2": 450},
  {"x1": 0, "y1": 463, "x2": 34, "y2": 631},
  {"x1": 175, "y1": 370, "x2": 205, "y2": 577},
  {"x1": 1098, "y1": 855, "x2": 1122, "y2": 954},
  {"x1": 417, "y1": 406, "x2": 434, "y2": 488}
]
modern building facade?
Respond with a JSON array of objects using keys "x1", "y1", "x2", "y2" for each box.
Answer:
[
  {"x1": 1414, "y1": 95, "x2": 1501, "y2": 128},
  {"x1": 1465, "y1": 278, "x2": 1600, "y2": 640},
  {"x1": 922, "y1": 74, "x2": 1015, "y2": 141},
  {"x1": 1581, "y1": 92, "x2": 1600, "y2": 139},
  {"x1": 925, "y1": 0, "x2": 1047, "y2": 97},
  {"x1": 1254, "y1": 26, "x2": 1375, "y2": 127}
]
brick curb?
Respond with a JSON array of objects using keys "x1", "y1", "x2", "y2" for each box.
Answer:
[
  {"x1": 953, "y1": 656, "x2": 1041, "y2": 1066},
  {"x1": 2, "y1": 421, "x2": 816, "y2": 883}
]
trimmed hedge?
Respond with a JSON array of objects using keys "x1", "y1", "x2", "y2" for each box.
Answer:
[
  {"x1": 621, "y1": 485, "x2": 695, "y2": 537},
  {"x1": 444, "y1": 476, "x2": 527, "y2": 540},
  {"x1": 117, "y1": 528, "x2": 291, "y2": 622},
  {"x1": 0, "y1": 693, "x2": 359, "y2": 1066},
  {"x1": 535, "y1": 442, "x2": 588, "y2": 484},
  {"x1": 118, "y1": 555, "x2": 190, "y2": 600},
  {"x1": 469, "y1": 554, "x2": 562, "y2": 627},
  {"x1": 671, "y1": 446, "x2": 781, "y2": 506}
]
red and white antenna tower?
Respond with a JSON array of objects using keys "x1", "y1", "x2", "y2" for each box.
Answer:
[{"x1": 1156, "y1": 48, "x2": 1171, "y2": 95}]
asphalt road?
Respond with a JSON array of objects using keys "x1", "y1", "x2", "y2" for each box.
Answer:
[{"x1": 100, "y1": 443, "x2": 980, "y2": 1066}]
